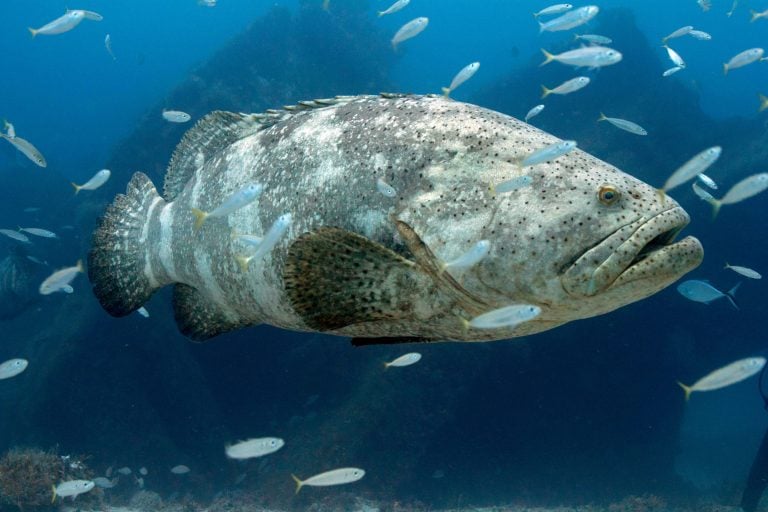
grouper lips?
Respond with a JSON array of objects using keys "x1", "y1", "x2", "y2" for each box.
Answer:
[{"x1": 562, "y1": 206, "x2": 704, "y2": 297}]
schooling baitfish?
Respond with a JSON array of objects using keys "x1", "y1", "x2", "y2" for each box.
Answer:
[{"x1": 88, "y1": 94, "x2": 703, "y2": 344}]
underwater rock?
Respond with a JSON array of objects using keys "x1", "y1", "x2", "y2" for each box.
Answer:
[{"x1": 0, "y1": 248, "x2": 40, "y2": 319}]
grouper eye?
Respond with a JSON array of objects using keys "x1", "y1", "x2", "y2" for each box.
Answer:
[{"x1": 598, "y1": 185, "x2": 620, "y2": 205}]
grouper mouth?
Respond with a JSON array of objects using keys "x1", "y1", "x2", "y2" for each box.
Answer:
[{"x1": 561, "y1": 206, "x2": 703, "y2": 298}]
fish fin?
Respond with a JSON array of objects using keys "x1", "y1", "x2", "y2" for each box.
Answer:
[
  {"x1": 441, "y1": 87, "x2": 451, "y2": 98},
  {"x1": 709, "y1": 198, "x2": 722, "y2": 219},
  {"x1": 88, "y1": 172, "x2": 165, "y2": 317},
  {"x1": 28, "y1": 28, "x2": 37, "y2": 38},
  {"x1": 291, "y1": 474, "x2": 303, "y2": 494},
  {"x1": 51, "y1": 485, "x2": 56, "y2": 503},
  {"x1": 538, "y1": 21, "x2": 545, "y2": 33},
  {"x1": 71, "y1": 182, "x2": 81, "y2": 194},
  {"x1": 723, "y1": 63, "x2": 729, "y2": 75},
  {"x1": 172, "y1": 283, "x2": 250, "y2": 341},
  {"x1": 539, "y1": 48, "x2": 555, "y2": 66},
  {"x1": 377, "y1": 10, "x2": 384, "y2": 17},
  {"x1": 759, "y1": 93, "x2": 768, "y2": 112},
  {"x1": 163, "y1": 111, "x2": 267, "y2": 200},
  {"x1": 677, "y1": 381, "x2": 693, "y2": 401},
  {"x1": 351, "y1": 336, "x2": 436, "y2": 347},
  {"x1": 751, "y1": 9, "x2": 759, "y2": 21},
  {"x1": 540, "y1": 85, "x2": 551, "y2": 99},
  {"x1": 725, "y1": 282, "x2": 741, "y2": 310},
  {"x1": 283, "y1": 227, "x2": 429, "y2": 331},
  {"x1": 191, "y1": 208, "x2": 208, "y2": 230},
  {"x1": 597, "y1": 112, "x2": 607, "y2": 122}
]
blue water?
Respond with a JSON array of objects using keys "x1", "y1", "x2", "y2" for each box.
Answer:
[{"x1": 0, "y1": 0, "x2": 767, "y2": 510}]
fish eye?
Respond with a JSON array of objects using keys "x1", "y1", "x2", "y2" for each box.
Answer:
[{"x1": 598, "y1": 185, "x2": 620, "y2": 205}]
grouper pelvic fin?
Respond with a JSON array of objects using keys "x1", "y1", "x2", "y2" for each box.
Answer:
[
  {"x1": 89, "y1": 172, "x2": 165, "y2": 317},
  {"x1": 172, "y1": 284, "x2": 251, "y2": 342},
  {"x1": 283, "y1": 227, "x2": 428, "y2": 331},
  {"x1": 393, "y1": 220, "x2": 490, "y2": 316}
]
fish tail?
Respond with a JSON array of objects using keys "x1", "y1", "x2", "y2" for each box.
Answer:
[
  {"x1": 51, "y1": 484, "x2": 56, "y2": 503},
  {"x1": 28, "y1": 27, "x2": 37, "y2": 38},
  {"x1": 726, "y1": 282, "x2": 741, "y2": 309},
  {"x1": 709, "y1": 198, "x2": 721, "y2": 219},
  {"x1": 441, "y1": 87, "x2": 451, "y2": 98},
  {"x1": 539, "y1": 48, "x2": 555, "y2": 66},
  {"x1": 750, "y1": 9, "x2": 759, "y2": 22},
  {"x1": 88, "y1": 172, "x2": 166, "y2": 317},
  {"x1": 723, "y1": 63, "x2": 729, "y2": 75},
  {"x1": 291, "y1": 474, "x2": 304, "y2": 494},
  {"x1": 377, "y1": 10, "x2": 384, "y2": 17},
  {"x1": 597, "y1": 112, "x2": 607, "y2": 122},
  {"x1": 191, "y1": 208, "x2": 208, "y2": 230},
  {"x1": 677, "y1": 381, "x2": 693, "y2": 401},
  {"x1": 76, "y1": 259, "x2": 84, "y2": 273},
  {"x1": 758, "y1": 93, "x2": 768, "y2": 112},
  {"x1": 540, "y1": 85, "x2": 551, "y2": 99},
  {"x1": 656, "y1": 188, "x2": 667, "y2": 204},
  {"x1": 235, "y1": 254, "x2": 251, "y2": 273},
  {"x1": 71, "y1": 182, "x2": 81, "y2": 194}
]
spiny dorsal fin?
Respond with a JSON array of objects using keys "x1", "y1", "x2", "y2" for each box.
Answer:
[
  {"x1": 394, "y1": 220, "x2": 490, "y2": 316},
  {"x1": 163, "y1": 111, "x2": 271, "y2": 200}
]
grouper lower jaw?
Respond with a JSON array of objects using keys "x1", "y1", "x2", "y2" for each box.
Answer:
[{"x1": 560, "y1": 206, "x2": 703, "y2": 301}]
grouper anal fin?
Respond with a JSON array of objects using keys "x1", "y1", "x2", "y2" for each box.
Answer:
[{"x1": 172, "y1": 284, "x2": 251, "y2": 342}]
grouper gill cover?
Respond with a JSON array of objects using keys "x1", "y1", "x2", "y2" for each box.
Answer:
[{"x1": 88, "y1": 94, "x2": 703, "y2": 343}]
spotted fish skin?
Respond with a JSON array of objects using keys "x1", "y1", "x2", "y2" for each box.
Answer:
[{"x1": 89, "y1": 95, "x2": 703, "y2": 342}]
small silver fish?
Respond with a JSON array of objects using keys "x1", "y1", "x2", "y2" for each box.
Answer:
[
  {"x1": 0, "y1": 134, "x2": 46, "y2": 167},
  {"x1": 467, "y1": 304, "x2": 542, "y2": 329},
  {"x1": 292, "y1": 467, "x2": 365, "y2": 493},
  {"x1": 725, "y1": 263, "x2": 761, "y2": 279},
  {"x1": 662, "y1": 66, "x2": 683, "y2": 77},
  {"x1": 697, "y1": 173, "x2": 718, "y2": 190},
  {"x1": 93, "y1": 476, "x2": 118, "y2": 489},
  {"x1": 162, "y1": 110, "x2": 191, "y2": 123},
  {"x1": 688, "y1": 30, "x2": 711, "y2": 41},
  {"x1": 39, "y1": 261, "x2": 84, "y2": 295},
  {"x1": 105, "y1": 34, "x2": 116, "y2": 61},
  {"x1": 663, "y1": 45, "x2": 686, "y2": 68},
  {"x1": 19, "y1": 227, "x2": 57, "y2": 238},
  {"x1": 378, "y1": 0, "x2": 410, "y2": 17},
  {"x1": 692, "y1": 182, "x2": 715, "y2": 203},
  {"x1": 493, "y1": 175, "x2": 533, "y2": 195},
  {"x1": 0, "y1": 229, "x2": 30, "y2": 243},
  {"x1": 723, "y1": 48, "x2": 764, "y2": 74},
  {"x1": 533, "y1": 3, "x2": 573, "y2": 18},
  {"x1": 192, "y1": 183, "x2": 263, "y2": 229},
  {"x1": 139, "y1": 467, "x2": 148, "y2": 475},
  {"x1": 116, "y1": 467, "x2": 132, "y2": 475},
  {"x1": 538, "y1": 5, "x2": 599, "y2": 32},
  {"x1": 4, "y1": 120, "x2": 15, "y2": 138},
  {"x1": 662, "y1": 25, "x2": 693, "y2": 44},
  {"x1": 541, "y1": 46, "x2": 622, "y2": 68},
  {"x1": 524, "y1": 104, "x2": 545, "y2": 122},
  {"x1": 597, "y1": 113, "x2": 647, "y2": 136},
  {"x1": 170, "y1": 465, "x2": 190, "y2": 474},
  {"x1": 376, "y1": 177, "x2": 397, "y2": 198},
  {"x1": 225, "y1": 437, "x2": 285, "y2": 459},
  {"x1": 520, "y1": 140, "x2": 577, "y2": 167},
  {"x1": 391, "y1": 17, "x2": 428, "y2": 49},
  {"x1": 678, "y1": 357, "x2": 766, "y2": 400},
  {"x1": 442, "y1": 240, "x2": 490, "y2": 272},
  {"x1": 53, "y1": 480, "x2": 95, "y2": 500},
  {"x1": 137, "y1": 307, "x2": 150, "y2": 318},
  {"x1": 676, "y1": 280, "x2": 738, "y2": 309},
  {"x1": 541, "y1": 76, "x2": 590, "y2": 98},
  {"x1": 0, "y1": 358, "x2": 28, "y2": 379},
  {"x1": 442, "y1": 62, "x2": 480, "y2": 98},
  {"x1": 661, "y1": 146, "x2": 721, "y2": 194},
  {"x1": 751, "y1": 9, "x2": 768, "y2": 22},
  {"x1": 384, "y1": 352, "x2": 422, "y2": 368},
  {"x1": 72, "y1": 169, "x2": 111, "y2": 194},
  {"x1": 726, "y1": 0, "x2": 738, "y2": 16},
  {"x1": 575, "y1": 33, "x2": 612, "y2": 45},
  {"x1": 29, "y1": 10, "x2": 86, "y2": 37},
  {"x1": 235, "y1": 213, "x2": 292, "y2": 272},
  {"x1": 706, "y1": 173, "x2": 768, "y2": 217}
]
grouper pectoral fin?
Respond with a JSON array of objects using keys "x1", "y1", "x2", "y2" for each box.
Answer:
[
  {"x1": 283, "y1": 224, "x2": 490, "y2": 333},
  {"x1": 283, "y1": 226, "x2": 430, "y2": 331},
  {"x1": 172, "y1": 284, "x2": 251, "y2": 342}
]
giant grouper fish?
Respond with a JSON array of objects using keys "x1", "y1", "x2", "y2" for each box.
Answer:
[{"x1": 88, "y1": 94, "x2": 703, "y2": 344}]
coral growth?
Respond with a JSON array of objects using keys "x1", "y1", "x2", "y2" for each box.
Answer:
[{"x1": 0, "y1": 447, "x2": 94, "y2": 509}]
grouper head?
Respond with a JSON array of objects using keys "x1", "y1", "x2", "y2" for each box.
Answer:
[{"x1": 461, "y1": 140, "x2": 703, "y2": 335}]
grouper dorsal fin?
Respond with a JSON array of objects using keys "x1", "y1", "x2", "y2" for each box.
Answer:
[
  {"x1": 163, "y1": 111, "x2": 275, "y2": 201},
  {"x1": 393, "y1": 220, "x2": 490, "y2": 316}
]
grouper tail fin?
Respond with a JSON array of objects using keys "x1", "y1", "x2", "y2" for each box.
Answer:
[{"x1": 88, "y1": 172, "x2": 165, "y2": 317}]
